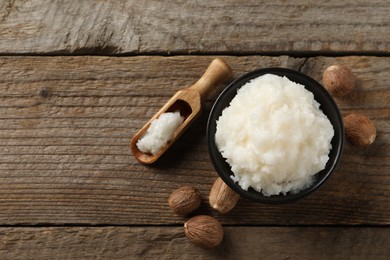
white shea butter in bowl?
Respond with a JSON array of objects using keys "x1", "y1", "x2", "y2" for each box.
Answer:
[{"x1": 215, "y1": 74, "x2": 334, "y2": 196}]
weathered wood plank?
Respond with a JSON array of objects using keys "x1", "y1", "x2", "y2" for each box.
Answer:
[
  {"x1": 0, "y1": 227, "x2": 389, "y2": 260},
  {"x1": 0, "y1": 0, "x2": 389, "y2": 55},
  {"x1": 0, "y1": 56, "x2": 389, "y2": 225}
]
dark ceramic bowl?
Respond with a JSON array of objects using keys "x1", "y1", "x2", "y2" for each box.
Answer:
[{"x1": 207, "y1": 68, "x2": 344, "y2": 203}]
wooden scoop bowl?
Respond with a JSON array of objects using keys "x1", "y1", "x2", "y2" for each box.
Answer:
[{"x1": 131, "y1": 58, "x2": 233, "y2": 164}]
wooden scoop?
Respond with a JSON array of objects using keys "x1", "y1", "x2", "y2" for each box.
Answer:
[{"x1": 131, "y1": 58, "x2": 233, "y2": 164}]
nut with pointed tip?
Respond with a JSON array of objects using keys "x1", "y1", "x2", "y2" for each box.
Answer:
[
  {"x1": 209, "y1": 177, "x2": 240, "y2": 214},
  {"x1": 344, "y1": 113, "x2": 376, "y2": 146},
  {"x1": 168, "y1": 186, "x2": 202, "y2": 216},
  {"x1": 184, "y1": 215, "x2": 224, "y2": 249},
  {"x1": 322, "y1": 64, "x2": 356, "y2": 97}
]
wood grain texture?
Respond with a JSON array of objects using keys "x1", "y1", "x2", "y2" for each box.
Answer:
[
  {"x1": 0, "y1": 55, "x2": 389, "y2": 225},
  {"x1": 0, "y1": 0, "x2": 389, "y2": 55},
  {"x1": 0, "y1": 226, "x2": 389, "y2": 260}
]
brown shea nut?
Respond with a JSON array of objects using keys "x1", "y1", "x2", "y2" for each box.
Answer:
[
  {"x1": 209, "y1": 177, "x2": 240, "y2": 214},
  {"x1": 168, "y1": 186, "x2": 202, "y2": 216},
  {"x1": 184, "y1": 215, "x2": 224, "y2": 249},
  {"x1": 344, "y1": 113, "x2": 376, "y2": 146},
  {"x1": 322, "y1": 64, "x2": 356, "y2": 97}
]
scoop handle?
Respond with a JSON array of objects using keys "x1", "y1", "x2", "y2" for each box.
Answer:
[{"x1": 188, "y1": 58, "x2": 233, "y2": 101}]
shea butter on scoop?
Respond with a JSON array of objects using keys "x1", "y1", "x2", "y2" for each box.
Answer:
[
  {"x1": 215, "y1": 74, "x2": 334, "y2": 196},
  {"x1": 137, "y1": 112, "x2": 184, "y2": 155}
]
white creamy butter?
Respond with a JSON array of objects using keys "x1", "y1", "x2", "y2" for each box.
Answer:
[
  {"x1": 137, "y1": 112, "x2": 184, "y2": 155},
  {"x1": 215, "y1": 74, "x2": 334, "y2": 196}
]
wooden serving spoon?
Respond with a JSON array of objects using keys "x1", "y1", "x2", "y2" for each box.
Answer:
[{"x1": 131, "y1": 58, "x2": 233, "y2": 164}]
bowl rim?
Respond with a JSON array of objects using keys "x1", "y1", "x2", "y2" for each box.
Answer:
[{"x1": 206, "y1": 67, "x2": 344, "y2": 203}]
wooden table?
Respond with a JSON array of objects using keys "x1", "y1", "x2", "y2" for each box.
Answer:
[{"x1": 0, "y1": 1, "x2": 389, "y2": 259}]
